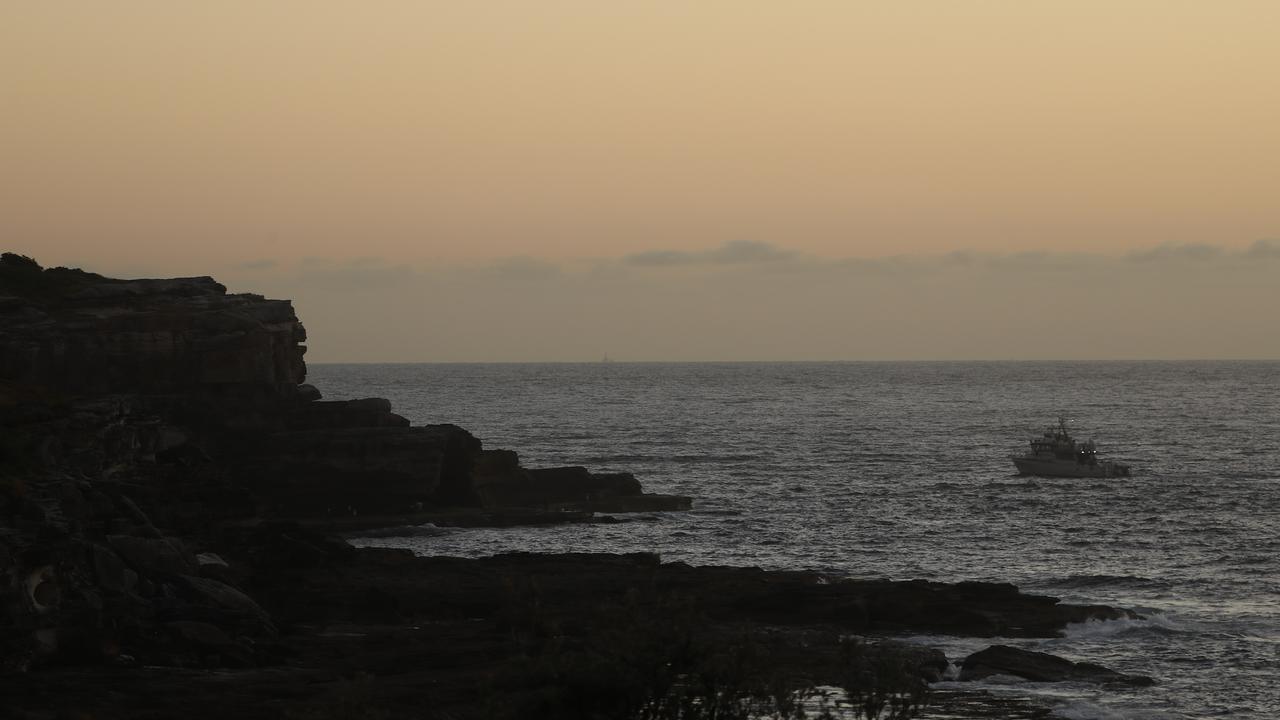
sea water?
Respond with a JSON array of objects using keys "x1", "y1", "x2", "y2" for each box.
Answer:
[{"x1": 310, "y1": 361, "x2": 1280, "y2": 719}]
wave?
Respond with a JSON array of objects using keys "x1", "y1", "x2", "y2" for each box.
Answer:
[
  {"x1": 1063, "y1": 613, "x2": 1190, "y2": 640},
  {"x1": 351, "y1": 523, "x2": 450, "y2": 539}
]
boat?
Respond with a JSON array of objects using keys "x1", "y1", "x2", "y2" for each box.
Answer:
[{"x1": 1011, "y1": 417, "x2": 1131, "y2": 478}]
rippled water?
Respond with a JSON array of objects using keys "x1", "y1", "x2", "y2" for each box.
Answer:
[{"x1": 310, "y1": 361, "x2": 1280, "y2": 719}]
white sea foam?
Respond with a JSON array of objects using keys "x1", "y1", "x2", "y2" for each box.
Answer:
[
  {"x1": 1064, "y1": 613, "x2": 1187, "y2": 639},
  {"x1": 350, "y1": 523, "x2": 449, "y2": 539},
  {"x1": 967, "y1": 673, "x2": 1029, "y2": 686}
]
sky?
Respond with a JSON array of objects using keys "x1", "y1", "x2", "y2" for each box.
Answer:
[{"x1": 3, "y1": 2, "x2": 1278, "y2": 361}]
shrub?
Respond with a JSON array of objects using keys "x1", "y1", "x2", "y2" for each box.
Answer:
[{"x1": 495, "y1": 583, "x2": 927, "y2": 720}]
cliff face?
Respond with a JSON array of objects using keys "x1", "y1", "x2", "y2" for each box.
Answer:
[
  {"x1": 0, "y1": 255, "x2": 1144, "y2": 718},
  {"x1": 0, "y1": 256, "x2": 305, "y2": 398},
  {"x1": 0, "y1": 253, "x2": 679, "y2": 671},
  {"x1": 0, "y1": 255, "x2": 308, "y2": 670},
  {"x1": 0, "y1": 254, "x2": 482, "y2": 517}
]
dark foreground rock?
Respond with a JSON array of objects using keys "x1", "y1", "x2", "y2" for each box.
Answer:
[
  {"x1": 0, "y1": 253, "x2": 688, "y2": 523},
  {"x1": 0, "y1": 538, "x2": 1141, "y2": 720},
  {"x1": 960, "y1": 645, "x2": 1155, "y2": 686}
]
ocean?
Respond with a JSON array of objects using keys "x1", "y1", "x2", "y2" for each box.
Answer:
[{"x1": 309, "y1": 361, "x2": 1280, "y2": 719}]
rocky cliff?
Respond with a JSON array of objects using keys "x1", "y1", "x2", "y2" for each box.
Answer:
[
  {"x1": 0, "y1": 253, "x2": 1147, "y2": 719},
  {"x1": 0, "y1": 254, "x2": 305, "y2": 398},
  {"x1": 0, "y1": 252, "x2": 685, "y2": 672}
]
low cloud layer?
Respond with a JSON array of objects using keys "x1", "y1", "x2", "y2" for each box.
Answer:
[
  {"x1": 194, "y1": 239, "x2": 1280, "y2": 362},
  {"x1": 619, "y1": 239, "x2": 1280, "y2": 275},
  {"x1": 624, "y1": 240, "x2": 798, "y2": 267}
]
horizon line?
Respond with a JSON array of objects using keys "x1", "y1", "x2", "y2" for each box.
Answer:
[{"x1": 306, "y1": 357, "x2": 1280, "y2": 365}]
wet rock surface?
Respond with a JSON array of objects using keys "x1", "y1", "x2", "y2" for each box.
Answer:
[{"x1": 960, "y1": 644, "x2": 1155, "y2": 686}]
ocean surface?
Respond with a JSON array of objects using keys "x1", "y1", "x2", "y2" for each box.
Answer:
[{"x1": 309, "y1": 361, "x2": 1280, "y2": 720}]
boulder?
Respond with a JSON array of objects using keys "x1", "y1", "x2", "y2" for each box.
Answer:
[
  {"x1": 195, "y1": 552, "x2": 228, "y2": 569},
  {"x1": 844, "y1": 580, "x2": 1136, "y2": 637},
  {"x1": 871, "y1": 640, "x2": 951, "y2": 684},
  {"x1": 195, "y1": 552, "x2": 236, "y2": 584},
  {"x1": 107, "y1": 536, "x2": 197, "y2": 577},
  {"x1": 176, "y1": 575, "x2": 275, "y2": 633},
  {"x1": 164, "y1": 619, "x2": 234, "y2": 650},
  {"x1": 162, "y1": 620, "x2": 255, "y2": 667},
  {"x1": 960, "y1": 645, "x2": 1154, "y2": 686},
  {"x1": 90, "y1": 543, "x2": 132, "y2": 594},
  {"x1": 295, "y1": 383, "x2": 322, "y2": 402}
]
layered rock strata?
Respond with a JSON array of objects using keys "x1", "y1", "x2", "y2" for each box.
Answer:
[{"x1": 0, "y1": 253, "x2": 687, "y2": 671}]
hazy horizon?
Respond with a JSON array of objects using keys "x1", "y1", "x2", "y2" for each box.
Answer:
[
  {"x1": 5, "y1": 3, "x2": 1278, "y2": 362},
  {"x1": 305, "y1": 358, "x2": 1280, "y2": 365}
]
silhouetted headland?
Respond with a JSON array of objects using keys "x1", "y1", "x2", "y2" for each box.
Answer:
[{"x1": 0, "y1": 253, "x2": 1150, "y2": 719}]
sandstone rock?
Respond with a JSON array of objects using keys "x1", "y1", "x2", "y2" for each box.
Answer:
[
  {"x1": 527, "y1": 467, "x2": 604, "y2": 500},
  {"x1": 81, "y1": 489, "x2": 117, "y2": 520},
  {"x1": 0, "y1": 257, "x2": 306, "y2": 397},
  {"x1": 481, "y1": 465, "x2": 655, "y2": 509},
  {"x1": 240, "y1": 424, "x2": 476, "y2": 515},
  {"x1": 164, "y1": 619, "x2": 233, "y2": 650},
  {"x1": 471, "y1": 449, "x2": 532, "y2": 505},
  {"x1": 114, "y1": 495, "x2": 161, "y2": 538},
  {"x1": 195, "y1": 552, "x2": 228, "y2": 569},
  {"x1": 176, "y1": 575, "x2": 275, "y2": 633},
  {"x1": 25, "y1": 565, "x2": 61, "y2": 613},
  {"x1": 90, "y1": 543, "x2": 131, "y2": 594},
  {"x1": 162, "y1": 620, "x2": 255, "y2": 667},
  {"x1": 283, "y1": 397, "x2": 409, "y2": 430},
  {"x1": 107, "y1": 535, "x2": 197, "y2": 577},
  {"x1": 194, "y1": 552, "x2": 232, "y2": 582},
  {"x1": 421, "y1": 424, "x2": 484, "y2": 506},
  {"x1": 960, "y1": 644, "x2": 1154, "y2": 686}
]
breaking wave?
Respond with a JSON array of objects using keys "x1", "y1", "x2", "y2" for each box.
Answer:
[
  {"x1": 1064, "y1": 613, "x2": 1190, "y2": 639},
  {"x1": 349, "y1": 523, "x2": 450, "y2": 539}
]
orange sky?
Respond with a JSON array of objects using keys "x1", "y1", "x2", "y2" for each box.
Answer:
[{"x1": 3, "y1": 3, "x2": 1278, "y2": 359}]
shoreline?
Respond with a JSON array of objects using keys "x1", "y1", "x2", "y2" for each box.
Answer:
[
  {"x1": 0, "y1": 254, "x2": 1154, "y2": 718},
  {"x1": 0, "y1": 537, "x2": 1139, "y2": 719}
]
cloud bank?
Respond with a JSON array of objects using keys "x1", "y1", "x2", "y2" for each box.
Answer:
[
  {"x1": 624, "y1": 240, "x2": 799, "y2": 267},
  {"x1": 199, "y1": 239, "x2": 1280, "y2": 363}
]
